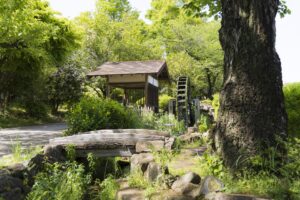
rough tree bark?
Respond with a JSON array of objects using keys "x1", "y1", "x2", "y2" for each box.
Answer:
[{"x1": 212, "y1": 0, "x2": 287, "y2": 167}]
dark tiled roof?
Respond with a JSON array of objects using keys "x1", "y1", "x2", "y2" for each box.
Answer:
[{"x1": 87, "y1": 60, "x2": 167, "y2": 76}]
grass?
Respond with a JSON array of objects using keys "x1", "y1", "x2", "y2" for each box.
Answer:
[{"x1": 0, "y1": 141, "x2": 42, "y2": 167}]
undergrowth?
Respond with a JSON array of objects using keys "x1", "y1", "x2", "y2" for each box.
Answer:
[
  {"x1": 197, "y1": 138, "x2": 300, "y2": 200},
  {"x1": 27, "y1": 162, "x2": 91, "y2": 200},
  {"x1": 0, "y1": 142, "x2": 42, "y2": 167}
]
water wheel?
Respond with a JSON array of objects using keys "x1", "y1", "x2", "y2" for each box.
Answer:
[{"x1": 176, "y1": 76, "x2": 191, "y2": 126}]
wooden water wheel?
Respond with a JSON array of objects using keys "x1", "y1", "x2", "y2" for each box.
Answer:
[{"x1": 176, "y1": 76, "x2": 191, "y2": 126}]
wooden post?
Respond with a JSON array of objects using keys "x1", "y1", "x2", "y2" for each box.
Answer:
[
  {"x1": 124, "y1": 89, "x2": 128, "y2": 106},
  {"x1": 106, "y1": 85, "x2": 111, "y2": 98},
  {"x1": 144, "y1": 75, "x2": 149, "y2": 108}
]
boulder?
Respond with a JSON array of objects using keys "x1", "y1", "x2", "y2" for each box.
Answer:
[
  {"x1": 0, "y1": 175, "x2": 29, "y2": 200},
  {"x1": 144, "y1": 162, "x2": 165, "y2": 182},
  {"x1": 130, "y1": 153, "x2": 154, "y2": 173},
  {"x1": 172, "y1": 183, "x2": 201, "y2": 199},
  {"x1": 151, "y1": 190, "x2": 195, "y2": 200},
  {"x1": 136, "y1": 141, "x2": 165, "y2": 153},
  {"x1": 116, "y1": 188, "x2": 144, "y2": 200},
  {"x1": 165, "y1": 137, "x2": 176, "y2": 150},
  {"x1": 200, "y1": 176, "x2": 224, "y2": 195},
  {"x1": 187, "y1": 127, "x2": 198, "y2": 134},
  {"x1": 205, "y1": 192, "x2": 270, "y2": 200},
  {"x1": 44, "y1": 145, "x2": 67, "y2": 162},
  {"x1": 171, "y1": 172, "x2": 202, "y2": 198},
  {"x1": 117, "y1": 178, "x2": 130, "y2": 189},
  {"x1": 179, "y1": 132, "x2": 202, "y2": 143},
  {"x1": 0, "y1": 163, "x2": 26, "y2": 176},
  {"x1": 163, "y1": 174, "x2": 178, "y2": 188},
  {"x1": 173, "y1": 172, "x2": 201, "y2": 185}
]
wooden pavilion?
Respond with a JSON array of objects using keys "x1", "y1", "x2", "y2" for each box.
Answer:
[{"x1": 87, "y1": 60, "x2": 170, "y2": 112}]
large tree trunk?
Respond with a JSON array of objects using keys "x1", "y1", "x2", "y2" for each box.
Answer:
[{"x1": 212, "y1": 0, "x2": 287, "y2": 167}]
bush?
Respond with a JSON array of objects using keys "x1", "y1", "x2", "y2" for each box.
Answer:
[
  {"x1": 23, "y1": 100, "x2": 48, "y2": 118},
  {"x1": 283, "y1": 82, "x2": 300, "y2": 137},
  {"x1": 66, "y1": 97, "x2": 139, "y2": 135},
  {"x1": 47, "y1": 64, "x2": 85, "y2": 114},
  {"x1": 98, "y1": 176, "x2": 120, "y2": 200},
  {"x1": 155, "y1": 113, "x2": 186, "y2": 136},
  {"x1": 27, "y1": 162, "x2": 91, "y2": 200},
  {"x1": 198, "y1": 115, "x2": 211, "y2": 133},
  {"x1": 139, "y1": 108, "x2": 186, "y2": 136},
  {"x1": 159, "y1": 94, "x2": 173, "y2": 112}
]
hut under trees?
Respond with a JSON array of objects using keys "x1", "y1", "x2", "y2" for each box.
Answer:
[{"x1": 87, "y1": 60, "x2": 170, "y2": 112}]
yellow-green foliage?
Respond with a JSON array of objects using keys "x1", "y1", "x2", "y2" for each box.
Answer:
[
  {"x1": 283, "y1": 82, "x2": 300, "y2": 137},
  {"x1": 0, "y1": 142, "x2": 42, "y2": 167},
  {"x1": 27, "y1": 162, "x2": 91, "y2": 200},
  {"x1": 159, "y1": 94, "x2": 173, "y2": 112},
  {"x1": 66, "y1": 97, "x2": 140, "y2": 135},
  {"x1": 98, "y1": 176, "x2": 119, "y2": 200},
  {"x1": 196, "y1": 138, "x2": 300, "y2": 200},
  {"x1": 128, "y1": 169, "x2": 150, "y2": 189},
  {"x1": 198, "y1": 115, "x2": 210, "y2": 133}
]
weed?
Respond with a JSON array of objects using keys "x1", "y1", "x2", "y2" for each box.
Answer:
[
  {"x1": 65, "y1": 144, "x2": 76, "y2": 161},
  {"x1": 0, "y1": 142, "x2": 42, "y2": 167},
  {"x1": 98, "y1": 175, "x2": 119, "y2": 200},
  {"x1": 128, "y1": 169, "x2": 149, "y2": 189},
  {"x1": 152, "y1": 148, "x2": 174, "y2": 169},
  {"x1": 27, "y1": 162, "x2": 91, "y2": 200}
]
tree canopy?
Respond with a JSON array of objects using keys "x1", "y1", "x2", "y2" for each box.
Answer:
[{"x1": 0, "y1": 0, "x2": 80, "y2": 112}]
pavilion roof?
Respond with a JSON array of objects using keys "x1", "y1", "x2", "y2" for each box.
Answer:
[{"x1": 87, "y1": 60, "x2": 169, "y2": 80}]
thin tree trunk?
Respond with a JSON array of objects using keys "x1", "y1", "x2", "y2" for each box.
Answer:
[{"x1": 212, "y1": 0, "x2": 287, "y2": 167}]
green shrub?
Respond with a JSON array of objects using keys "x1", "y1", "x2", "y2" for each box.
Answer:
[
  {"x1": 198, "y1": 115, "x2": 211, "y2": 133},
  {"x1": 98, "y1": 176, "x2": 119, "y2": 200},
  {"x1": 27, "y1": 162, "x2": 91, "y2": 200},
  {"x1": 138, "y1": 108, "x2": 186, "y2": 135},
  {"x1": 155, "y1": 113, "x2": 186, "y2": 136},
  {"x1": 283, "y1": 82, "x2": 300, "y2": 137},
  {"x1": 197, "y1": 138, "x2": 300, "y2": 200},
  {"x1": 66, "y1": 97, "x2": 139, "y2": 135},
  {"x1": 23, "y1": 100, "x2": 48, "y2": 118},
  {"x1": 159, "y1": 94, "x2": 173, "y2": 112},
  {"x1": 0, "y1": 143, "x2": 42, "y2": 167}
]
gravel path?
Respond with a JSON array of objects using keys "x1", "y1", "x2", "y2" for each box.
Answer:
[{"x1": 0, "y1": 123, "x2": 66, "y2": 157}]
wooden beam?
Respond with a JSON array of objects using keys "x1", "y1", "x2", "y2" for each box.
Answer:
[
  {"x1": 145, "y1": 75, "x2": 149, "y2": 107},
  {"x1": 106, "y1": 85, "x2": 111, "y2": 98}
]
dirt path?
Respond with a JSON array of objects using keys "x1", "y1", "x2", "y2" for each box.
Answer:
[
  {"x1": 0, "y1": 123, "x2": 66, "y2": 157},
  {"x1": 169, "y1": 146, "x2": 207, "y2": 174}
]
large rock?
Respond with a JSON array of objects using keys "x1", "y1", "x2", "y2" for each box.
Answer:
[
  {"x1": 173, "y1": 172, "x2": 201, "y2": 185},
  {"x1": 165, "y1": 137, "x2": 176, "y2": 150},
  {"x1": 130, "y1": 153, "x2": 154, "y2": 173},
  {"x1": 0, "y1": 175, "x2": 29, "y2": 200},
  {"x1": 205, "y1": 192, "x2": 270, "y2": 200},
  {"x1": 187, "y1": 127, "x2": 198, "y2": 134},
  {"x1": 171, "y1": 172, "x2": 202, "y2": 198},
  {"x1": 163, "y1": 174, "x2": 178, "y2": 188},
  {"x1": 0, "y1": 163, "x2": 26, "y2": 179},
  {"x1": 200, "y1": 176, "x2": 224, "y2": 195},
  {"x1": 151, "y1": 190, "x2": 195, "y2": 200},
  {"x1": 116, "y1": 188, "x2": 144, "y2": 200},
  {"x1": 43, "y1": 145, "x2": 67, "y2": 162},
  {"x1": 144, "y1": 162, "x2": 166, "y2": 182},
  {"x1": 179, "y1": 132, "x2": 202, "y2": 143},
  {"x1": 136, "y1": 141, "x2": 165, "y2": 153}
]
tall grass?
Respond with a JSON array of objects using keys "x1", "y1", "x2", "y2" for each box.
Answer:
[{"x1": 0, "y1": 141, "x2": 42, "y2": 167}]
